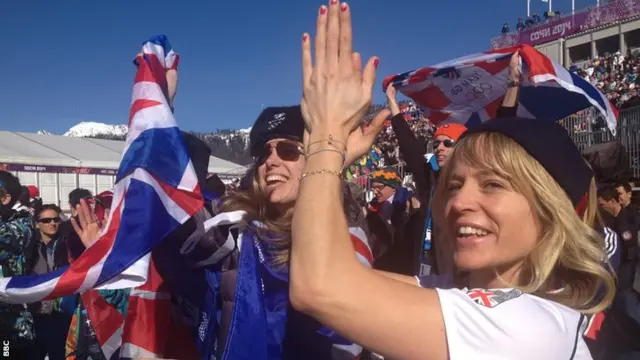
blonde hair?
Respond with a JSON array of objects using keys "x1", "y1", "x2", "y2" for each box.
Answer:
[
  {"x1": 217, "y1": 165, "x2": 366, "y2": 268},
  {"x1": 435, "y1": 132, "x2": 615, "y2": 314}
]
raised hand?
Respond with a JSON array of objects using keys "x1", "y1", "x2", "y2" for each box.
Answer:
[
  {"x1": 301, "y1": 0, "x2": 380, "y2": 143},
  {"x1": 344, "y1": 111, "x2": 388, "y2": 166},
  {"x1": 70, "y1": 198, "x2": 103, "y2": 248},
  {"x1": 509, "y1": 50, "x2": 521, "y2": 82}
]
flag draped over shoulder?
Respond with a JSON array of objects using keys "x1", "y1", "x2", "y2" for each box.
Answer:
[
  {"x1": 0, "y1": 35, "x2": 204, "y2": 358},
  {"x1": 382, "y1": 44, "x2": 618, "y2": 135}
]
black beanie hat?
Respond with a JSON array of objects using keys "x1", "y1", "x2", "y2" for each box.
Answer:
[
  {"x1": 249, "y1": 105, "x2": 305, "y2": 157},
  {"x1": 462, "y1": 117, "x2": 592, "y2": 207}
]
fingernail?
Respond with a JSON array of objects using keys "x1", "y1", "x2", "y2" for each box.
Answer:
[
  {"x1": 303, "y1": 34, "x2": 308, "y2": 42},
  {"x1": 340, "y1": 2, "x2": 348, "y2": 12},
  {"x1": 373, "y1": 58, "x2": 379, "y2": 69},
  {"x1": 320, "y1": 5, "x2": 327, "y2": 15},
  {"x1": 331, "y1": 0, "x2": 338, "y2": 5}
]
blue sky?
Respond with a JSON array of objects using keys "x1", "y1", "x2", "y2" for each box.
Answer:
[{"x1": 0, "y1": 0, "x2": 597, "y2": 134}]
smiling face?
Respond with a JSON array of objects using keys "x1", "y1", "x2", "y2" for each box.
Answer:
[
  {"x1": 433, "y1": 132, "x2": 545, "y2": 285},
  {"x1": 256, "y1": 138, "x2": 306, "y2": 210},
  {"x1": 441, "y1": 163, "x2": 539, "y2": 272}
]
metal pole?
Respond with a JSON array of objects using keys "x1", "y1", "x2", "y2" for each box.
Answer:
[
  {"x1": 548, "y1": 0, "x2": 552, "y2": 13},
  {"x1": 527, "y1": 0, "x2": 531, "y2": 17},
  {"x1": 597, "y1": 0, "x2": 600, "y2": 7},
  {"x1": 572, "y1": 0, "x2": 575, "y2": 14}
]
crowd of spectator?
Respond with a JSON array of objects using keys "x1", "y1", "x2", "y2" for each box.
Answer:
[
  {"x1": 344, "y1": 101, "x2": 435, "y2": 185},
  {"x1": 576, "y1": 51, "x2": 640, "y2": 110},
  {"x1": 502, "y1": 11, "x2": 561, "y2": 34}
]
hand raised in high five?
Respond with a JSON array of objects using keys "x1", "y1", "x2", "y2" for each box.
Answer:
[
  {"x1": 301, "y1": 0, "x2": 384, "y2": 144},
  {"x1": 70, "y1": 198, "x2": 103, "y2": 248}
]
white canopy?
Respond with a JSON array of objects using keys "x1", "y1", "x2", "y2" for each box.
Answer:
[{"x1": 0, "y1": 131, "x2": 247, "y2": 175}]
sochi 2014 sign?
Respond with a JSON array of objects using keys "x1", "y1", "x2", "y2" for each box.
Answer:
[
  {"x1": 0, "y1": 162, "x2": 118, "y2": 175},
  {"x1": 491, "y1": 0, "x2": 640, "y2": 49}
]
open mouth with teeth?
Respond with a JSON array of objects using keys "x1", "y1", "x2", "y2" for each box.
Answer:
[
  {"x1": 456, "y1": 226, "x2": 490, "y2": 245},
  {"x1": 266, "y1": 175, "x2": 288, "y2": 186}
]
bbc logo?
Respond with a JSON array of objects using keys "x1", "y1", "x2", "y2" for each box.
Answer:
[{"x1": 2, "y1": 340, "x2": 9, "y2": 357}]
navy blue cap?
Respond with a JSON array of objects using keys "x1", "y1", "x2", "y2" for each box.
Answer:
[
  {"x1": 249, "y1": 106, "x2": 304, "y2": 157},
  {"x1": 462, "y1": 117, "x2": 592, "y2": 206}
]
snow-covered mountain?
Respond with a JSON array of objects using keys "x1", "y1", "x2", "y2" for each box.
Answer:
[
  {"x1": 63, "y1": 122, "x2": 129, "y2": 138},
  {"x1": 39, "y1": 121, "x2": 254, "y2": 165}
]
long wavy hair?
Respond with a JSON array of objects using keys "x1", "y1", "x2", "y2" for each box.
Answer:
[
  {"x1": 434, "y1": 132, "x2": 616, "y2": 314},
  {"x1": 217, "y1": 164, "x2": 366, "y2": 268}
]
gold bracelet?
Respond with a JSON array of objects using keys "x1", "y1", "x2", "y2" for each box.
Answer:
[
  {"x1": 306, "y1": 135, "x2": 347, "y2": 153},
  {"x1": 305, "y1": 148, "x2": 346, "y2": 164},
  {"x1": 298, "y1": 169, "x2": 343, "y2": 181}
]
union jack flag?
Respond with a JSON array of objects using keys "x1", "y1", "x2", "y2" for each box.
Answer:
[
  {"x1": 383, "y1": 44, "x2": 618, "y2": 135},
  {"x1": 0, "y1": 35, "x2": 203, "y2": 358},
  {"x1": 466, "y1": 288, "x2": 523, "y2": 308}
]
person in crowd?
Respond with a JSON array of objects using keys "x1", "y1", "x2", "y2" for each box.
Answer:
[
  {"x1": 516, "y1": 17, "x2": 525, "y2": 31},
  {"x1": 0, "y1": 171, "x2": 36, "y2": 359},
  {"x1": 63, "y1": 188, "x2": 94, "y2": 262},
  {"x1": 615, "y1": 181, "x2": 638, "y2": 212},
  {"x1": 501, "y1": 22, "x2": 510, "y2": 34},
  {"x1": 27, "y1": 185, "x2": 43, "y2": 216},
  {"x1": 290, "y1": 3, "x2": 614, "y2": 359},
  {"x1": 366, "y1": 167, "x2": 417, "y2": 274},
  {"x1": 598, "y1": 185, "x2": 638, "y2": 291},
  {"x1": 165, "y1": 104, "x2": 382, "y2": 359},
  {"x1": 68, "y1": 189, "x2": 93, "y2": 217},
  {"x1": 17, "y1": 186, "x2": 36, "y2": 216},
  {"x1": 66, "y1": 189, "x2": 127, "y2": 360},
  {"x1": 28, "y1": 204, "x2": 75, "y2": 360}
]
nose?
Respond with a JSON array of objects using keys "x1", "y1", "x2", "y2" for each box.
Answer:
[
  {"x1": 264, "y1": 146, "x2": 282, "y2": 167},
  {"x1": 448, "y1": 182, "x2": 480, "y2": 215}
]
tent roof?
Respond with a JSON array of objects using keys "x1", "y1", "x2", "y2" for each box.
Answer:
[{"x1": 0, "y1": 131, "x2": 247, "y2": 174}]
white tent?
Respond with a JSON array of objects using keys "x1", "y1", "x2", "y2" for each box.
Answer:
[
  {"x1": 0, "y1": 131, "x2": 247, "y2": 175},
  {"x1": 0, "y1": 131, "x2": 248, "y2": 209}
]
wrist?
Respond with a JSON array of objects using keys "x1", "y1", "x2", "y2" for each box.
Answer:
[
  {"x1": 304, "y1": 150, "x2": 344, "y2": 172},
  {"x1": 307, "y1": 128, "x2": 349, "y2": 145}
]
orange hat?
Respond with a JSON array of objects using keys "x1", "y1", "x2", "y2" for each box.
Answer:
[{"x1": 434, "y1": 123, "x2": 468, "y2": 141}]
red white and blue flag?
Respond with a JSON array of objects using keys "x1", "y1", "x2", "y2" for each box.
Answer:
[
  {"x1": 0, "y1": 35, "x2": 203, "y2": 358},
  {"x1": 383, "y1": 44, "x2": 618, "y2": 135}
]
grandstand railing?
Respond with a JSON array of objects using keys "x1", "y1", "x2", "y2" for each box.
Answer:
[{"x1": 349, "y1": 106, "x2": 640, "y2": 193}]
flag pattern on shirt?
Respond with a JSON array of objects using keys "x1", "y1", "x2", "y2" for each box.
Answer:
[
  {"x1": 383, "y1": 44, "x2": 618, "y2": 135},
  {"x1": 0, "y1": 35, "x2": 203, "y2": 359},
  {"x1": 466, "y1": 288, "x2": 523, "y2": 308}
]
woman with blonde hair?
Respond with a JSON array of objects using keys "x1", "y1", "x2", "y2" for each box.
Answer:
[{"x1": 289, "y1": 2, "x2": 615, "y2": 359}]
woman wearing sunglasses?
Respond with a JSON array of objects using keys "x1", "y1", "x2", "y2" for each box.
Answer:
[
  {"x1": 289, "y1": 2, "x2": 615, "y2": 359},
  {"x1": 28, "y1": 204, "x2": 75, "y2": 360},
  {"x1": 191, "y1": 104, "x2": 386, "y2": 359}
]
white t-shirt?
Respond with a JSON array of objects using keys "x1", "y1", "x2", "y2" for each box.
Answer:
[{"x1": 436, "y1": 288, "x2": 592, "y2": 360}]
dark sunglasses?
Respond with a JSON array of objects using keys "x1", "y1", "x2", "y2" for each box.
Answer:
[
  {"x1": 38, "y1": 217, "x2": 61, "y2": 224},
  {"x1": 255, "y1": 141, "x2": 304, "y2": 165},
  {"x1": 433, "y1": 139, "x2": 456, "y2": 149}
]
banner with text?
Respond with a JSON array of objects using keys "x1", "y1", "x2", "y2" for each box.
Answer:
[{"x1": 491, "y1": 0, "x2": 640, "y2": 49}]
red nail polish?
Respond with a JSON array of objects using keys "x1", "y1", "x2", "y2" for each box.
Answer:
[
  {"x1": 331, "y1": 0, "x2": 338, "y2": 5},
  {"x1": 320, "y1": 6, "x2": 327, "y2": 15},
  {"x1": 303, "y1": 34, "x2": 308, "y2": 41},
  {"x1": 373, "y1": 58, "x2": 379, "y2": 69},
  {"x1": 340, "y1": 2, "x2": 348, "y2": 12}
]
